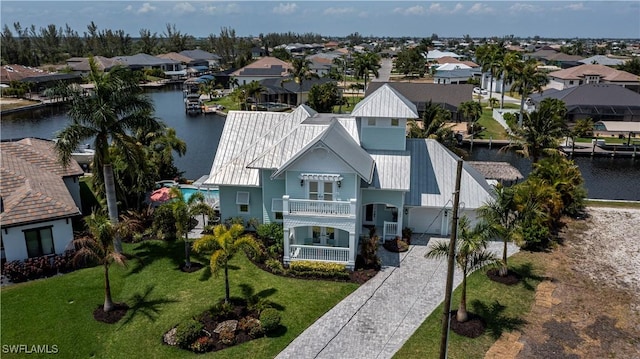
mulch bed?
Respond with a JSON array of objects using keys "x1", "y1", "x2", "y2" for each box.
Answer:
[
  {"x1": 180, "y1": 262, "x2": 204, "y2": 273},
  {"x1": 449, "y1": 310, "x2": 486, "y2": 338},
  {"x1": 382, "y1": 239, "x2": 409, "y2": 253},
  {"x1": 486, "y1": 268, "x2": 521, "y2": 285},
  {"x1": 93, "y1": 303, "x2": 129, "y2": 324}
]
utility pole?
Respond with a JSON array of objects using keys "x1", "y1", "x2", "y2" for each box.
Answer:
[{"x1": 439, "y1": 159, "x2": 463, "y2": 359}]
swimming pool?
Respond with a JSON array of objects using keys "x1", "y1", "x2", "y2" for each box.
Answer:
[{"x1": 179, "y1": 186, "x2": 219, "y2": 203}]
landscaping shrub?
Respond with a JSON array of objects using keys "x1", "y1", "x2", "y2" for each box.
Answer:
[
  {"x1": 175, "y1": 319, "x2": 203, "y2": 349},
  {"x1": 360, "y1": 235, "x2": 381, "y2": 269},
  {"x1": 190, "y1": 336, "x2": 214, "y2": 353},
  {"x1": 151, "y1": 205, "x2": 177, "y2": 240},
  {"x1": 2, "y1": 252, "x2": 77, "y2": 283},
  {"x1": 288, "y1": 261, "x2": 350, "y2": 279},
  {"x1": 259, "y1": 308, "x2": 281, "y2": 333},
  {"x1": 239, "y1": 317, "x2": 264, "y2": 338},
  {"x1": 265, "y1": 258, "x2": 285, "y2": 275},
  {"x1": 256, "y1": 223, "x2": 284, "y2": 259},
  {"x1": 217, "y1": 327, "x2": 236, "y2": 345}
]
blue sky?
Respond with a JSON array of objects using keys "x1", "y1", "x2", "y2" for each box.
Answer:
[{"x1": 2, "y1": 1, "x2": 639, "y2": 39}]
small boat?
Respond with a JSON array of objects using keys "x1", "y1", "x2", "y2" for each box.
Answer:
[
  {"x1": 71, "y1": 144, "x2": 95, "y2": 165},
  {"x1": 184, "y1": 94, "x2": 203, "y2": 115}
]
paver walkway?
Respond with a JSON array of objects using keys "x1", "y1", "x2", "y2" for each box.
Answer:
[{"x1": 276, "y1": 236, "x2": 519, "y2": 359}]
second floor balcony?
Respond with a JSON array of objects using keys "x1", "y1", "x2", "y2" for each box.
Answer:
[{"x1": 283, "y1": 195, "x2": 356, "y2": 218}]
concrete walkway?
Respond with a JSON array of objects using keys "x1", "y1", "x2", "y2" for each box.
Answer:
[{"x1": 276, "y1": 236, "x2": 519, "y2": 359}]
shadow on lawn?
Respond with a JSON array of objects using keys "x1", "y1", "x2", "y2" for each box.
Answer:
[
  {"x1": 471, "y1": 300, "x2": 527, "y2": 339},
  {"x1": 510, "y1": 261, "x2": 549, "y2": 291},
  {"x1": 126, "y1": 240, "x2": 209, "y2": 275},
  {"x1": 119, "y1": 285, "x2": 178, "y2": 326},
  {"x1": 239, "y1": 284, "x2": 285, "y2": 311}
]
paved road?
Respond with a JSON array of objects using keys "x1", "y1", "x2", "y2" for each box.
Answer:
[
  {"x1": 373, "y1": 58, "x2": 393, "y2": 83},
  {"x1": 276, "y1": 236, "x2": 519, "y2": 359}
]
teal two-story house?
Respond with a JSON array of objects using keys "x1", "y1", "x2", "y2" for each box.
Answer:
[{"x1": 204, "y1": 84, "x2": 493, "y2": 269}]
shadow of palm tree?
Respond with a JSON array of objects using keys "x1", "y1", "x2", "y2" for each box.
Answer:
[
  {"x1": 119, "y1": 285, "x2": 179, "y2": 327},
  {"x1": 511, "y1": 262, "x2": 550, "y2": 291},
  {"x1": 126, "y1": 240, "x2": 209, "y2": 275},
  {"x1": 471, "y1": 299, "x2": 527, "y2": 339},
  {"x1": 239, "y1": 284, "x2": 285, "y2": 311},
  {"x1": 199, "y1": 265, "x2": 212, "y2": 281}
]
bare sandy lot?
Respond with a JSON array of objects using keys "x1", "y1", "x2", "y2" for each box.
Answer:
[{"x1": 516, "y1": 206, "x2": 640, "y2": 359}]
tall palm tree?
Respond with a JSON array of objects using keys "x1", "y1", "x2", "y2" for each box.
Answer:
[
  {"x1": 510, "y1": 58, "x2": 549, "y2": 126},
  {"x1": 353, "y1": 52, "x2": 381, "y2": 91},
  {"x1": 73, "y1": 212, "x2": 127, "y2": 312},
  {"x1": 193, "y1": 224, "x2": 261, "y2": 303},
  {"x1": 169, "y1": 188, "x2": 214, "y2": 269},
  {"x1": 498, "y1": 52, "x2": 522, "y2": 109},
  {"x1": 242, "y1": 81, "x2": 265, "y2": 110},
  {"x1": 459, "y1": 100, "x2": 483, "y2": 136},
  {"x1": 505, "y1": 98, "x2": 568, "y2": 164},
  {"x1": 478, "y1": 184, "x2": 523, "y2": 277},
  {"x1": 55, "y1": 57, "x2": 160, "y2": 253},
  {"x1": 287, "y1": 57, "x2": 319, "y2": 105},
  {"x1": 426, "y1": 216, "x2": 497, "y2": 322}
]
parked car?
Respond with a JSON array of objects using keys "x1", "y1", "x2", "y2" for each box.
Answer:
[{"x1": 473, "y1": 87, "x2": 488, "y2": 95}]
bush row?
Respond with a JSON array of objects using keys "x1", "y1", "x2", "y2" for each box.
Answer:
[{"x1": 2, "y1": 251, "x2": 77, "y2": 283}]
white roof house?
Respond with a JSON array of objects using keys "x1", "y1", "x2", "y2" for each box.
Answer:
[{"x1": 205, "y1": 84, "x2": 493, "y2": 268}]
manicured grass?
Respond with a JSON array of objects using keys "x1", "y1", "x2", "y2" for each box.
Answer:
[
  {"x1": 203, "y1": 96, "x2": 241, "y2": 111},
  {"x1": 333, "y1": 96, "x2": 363, "y2": 113},
  {"x1": 394, "y1": 251, "x2": 545, "y2": 359},
  {"x1": 585, "y1": 200, "x2": 640, "y2": 209},
  {"x1": 575, "y1": 137, "x2": 637, "y2": 144},
  {"x1": 1, "y1": 241, "x2": 358, "y2": 358},
  {"x1": 476, "y1": 109, "x2": 508, "y2": 140}
]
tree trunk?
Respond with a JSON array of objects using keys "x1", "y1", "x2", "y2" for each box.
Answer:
[
  {"x1": 500, "y1": 238, "x2": 509, "y2": 276},
  {"x1": 500, "y1": 88, "x2": 505, "y2": 109},
  {"x1": 184, "y1": 233, "x2": 191, "y2": 269},
  {"x1": 457, "y1": 274, "x2": 468, "y2": 322},
  {"x1": 224, "y1": 263, "x2": 230, "y2": 303},
  {"x1": 103, "y1": 164, "x2": 122, "y2": 254},
  {"x1": 103, "y1": 263, "x2": 114, "y2": 312},
  {"x1": 518, "y1": 93, "x2": 526, "y2": 127}
]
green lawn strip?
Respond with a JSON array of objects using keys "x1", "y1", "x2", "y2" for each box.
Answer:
[
  {"x1": 203, "y1": 96, "x2": 241, "y2": 111},
  {"x1": 584, "y1": 201, "x2": 640, "y2": 209},
  {"x1": 1, "y1": 240, "x2": 357, "y2": 358},
  {"x1": 394, "y1": 251, "x2": 545, "y2": 359},
  {"x1": 476, "y1": 109, "x2": 508, "y2": 140}
]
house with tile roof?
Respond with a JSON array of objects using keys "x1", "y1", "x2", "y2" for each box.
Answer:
[
  {"x1": 0, "y1": 138, "x2": 84, "y2": 262},
  {"x1": 203, "y1": 84, "x2": 493, "y2": 269},
  {"x1": 547, "y1": 64, "x2": 639, "y2": 92},
  {"x1": 230, "y1": 57, "x2": 293, "y2": 88}
]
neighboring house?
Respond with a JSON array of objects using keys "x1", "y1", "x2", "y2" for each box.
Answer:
[
  {"x1": 0, "y1": 138, "x2": 84, "y2": 262},
  {"x1": 113, "y1": 53, "x2": 183, "y2": 78},
  {"x1": 434, "y1": 68, "x2": 481, "y2": 85},
  {"x1": 230, "y1": 57, "x2": 293, "y2": 88},
  {"x1": 179, "y1": 50, "x2": 222, "y2": 69},
  {"x1": 434, "y1": 56, "x2": 478, "y2": 68},
  {"x1": 593, "y1": 121, "x2": 640, "y2": 140},
  {"x1": 366, "y1": 82, "x2": 474, "y2": 121},
  {"x1": 425, "y1": 50, "x2": 462, "y2": 61},
  {"x1": 203, "y1": 84, "x2": 493, "y2": 269},
  {"x1": 547, "y1": 64, "x2": 639, "y2": 92},
  {"x1": 1, "y1": 65, "x2": 81, "y2": 92},
  {"x1": 260, "y1": 77, "x2": 335, "y2": 106},
  {"x1": 528, "y1": 84, "x2": 640, "y2": 122},
  {"x1": 579, "y1": 55, "x2": 630, "y2": 67},
  {"x1": 66, "y1": 56, "x2": 124, "y2": 75}
]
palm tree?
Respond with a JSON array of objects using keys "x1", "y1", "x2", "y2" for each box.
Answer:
[
  {"x1": 510, "y1": 58, "x2": 549, "y2": 126},
  {"x1": 193, "y1": 224, "x2": 261, "y2": 303},
  {"x1": 169, "y1": 188, "x2": 214, "y2": 269},
  {"x1": 459, "y1": 100, "x2": 483, "y2": 136},
  {"x1": 407, "y1": 101, "x2": 465, "y2": 156},
  {"x1": 426, "y1": 216, "x2": 497, "y2": 322},
  {"x1": 505, "y1": 98, "x2": 568, "y2": 164},
  {"x1": 287, "y1": 57, "x2": 319, "y2": 105},
  {"x1": 55, "y1": 57, "x2": 160, "y2": 253},
  {"x1": 529, "y1": 156, "x2": 586, "y2": 218},
  {"x1": 478, "y1": 184, "x2": 522, "y2": 277},
  {"x1": 353, "y1": 52, "x2": 381, "y2": 91},
  {"x1": 242, "y1": 81, "x2": 265, "y2": 110},
  {"x1": 73, "y1": 212, "x2": 127, "y2": 312},
  {"x1": 499, "y1": 52, "x2": 522, "y2": 109}
]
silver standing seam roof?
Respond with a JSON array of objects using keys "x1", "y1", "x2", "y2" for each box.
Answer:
[
  {"x1": 367, "y1": 151, "x2": 411, "y2": 191},
  {"x1": 351, "y1": 84, "x2": 419, "y2": 119}
]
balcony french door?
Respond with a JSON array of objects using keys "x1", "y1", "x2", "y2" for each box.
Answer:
[{"x1": 308, "y1": 181, "x2": 334, "y2": 201}]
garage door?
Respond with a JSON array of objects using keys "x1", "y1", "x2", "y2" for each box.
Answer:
[{"x1": 408, "y1": 208, "x2": 448, "y2": 234}]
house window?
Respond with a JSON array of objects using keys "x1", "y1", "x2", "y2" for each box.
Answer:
[
  {"x1": 24, "y1": 226, "x2": 55, "y2": 258},
  {"x1": 367, "y1": 118, "x2": 376, "y2": 126},
  {"x1": 391, "y1": 118, "x2": 399, "y2": 127},
  {"x1": 236, "y1": 191, "x2": 250, "y2": 213},
  {"x1": 271, "y1": 198, "x2": 283, "y2": 221}
]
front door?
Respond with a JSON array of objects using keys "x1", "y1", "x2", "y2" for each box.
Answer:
[
  {"x1": 363, "y1": 204, "x2": 377, "y2": 225},
  {"x1": 308, "y1": 181, "x2": 334, "y2": 201},
  {"x1": 311, "y1": 226, "x2": 335, "y2": 245}
]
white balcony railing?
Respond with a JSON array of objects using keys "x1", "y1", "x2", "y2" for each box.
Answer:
[
  {"x1": 289, "y1": 244, "x2": 350, "y2": 263},
  {"x1": 283, "y1": 196, "x2": 356, "y2": 218},
  {"x1": 383, "y1": 221, "x2": 399, "y2": 241}
]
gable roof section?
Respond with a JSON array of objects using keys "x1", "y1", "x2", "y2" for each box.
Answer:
[
  {"x1": 529, "y1": 84, "x2": 640, "y2": 108},
  {"x1": 351, "y1": 84, "x2": 418, "y2": 118},
  {"x1": 270, "y1": 120, "x2": 375, "y2": 183},
  {"x1": 368, "y1": 151, "x2": 411, "y2": 191},
  {"x1": 205, "y1": 105, "x2": 316, "y2": 186},
  {"x1": 180, "y1": 49, "x2": 221, "y2": 60},
  {"x1": 366, "y1": 82, "x2": 474, "y2": 113},
  {"x1": 231, "y1": 57, "x2": 292, "y2": 77},
  {"x1": 405, "y1": 139, "x2": 493, "y2": 209},
  {"x1": 114, "y1": 53, "x2": 179, "y2": 66},
  {"x1": 579, "y1": 55, "x2": 629, "y2": 66},
  {"x1": 157, "y1": 52, "x2": 194, "y2": 63},
  {"x1": 1, "y1": 138, "x2": 82, "y2": 227}
]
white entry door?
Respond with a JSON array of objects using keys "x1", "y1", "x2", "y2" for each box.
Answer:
[{"x1": 308, "y1": 181, "x2": 334, "y2": 201}]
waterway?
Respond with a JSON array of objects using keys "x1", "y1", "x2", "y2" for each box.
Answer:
[{"x1": 2, "y1": 88, "x2": 638, "y2": 200}]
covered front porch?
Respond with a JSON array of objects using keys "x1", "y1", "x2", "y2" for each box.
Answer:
[{"x1": 283, "y1": 224, "x2": 357, "y2": 269}]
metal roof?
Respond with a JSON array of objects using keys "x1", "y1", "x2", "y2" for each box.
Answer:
[
  {"x1": 368, "y1": 151, "x2": 411, "y2": 191},
  {"x1": 351, "y1": 84, "x2": 418, "y2": 118},
  {"x1": 405, "y1": 139, "x2": 494, "y2": 209}
]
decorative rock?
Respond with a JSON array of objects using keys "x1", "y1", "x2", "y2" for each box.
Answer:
[
  {"x1": 214, "y1": 320, "x2": 238, "y2": 334},
  {"x1": 163, "y1": 327, "x2": 178, "y2": 346}
]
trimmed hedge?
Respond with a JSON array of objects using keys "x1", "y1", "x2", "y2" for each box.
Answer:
[{"x1": 288, "y1": 260, "x2": 349, "y2": 279}]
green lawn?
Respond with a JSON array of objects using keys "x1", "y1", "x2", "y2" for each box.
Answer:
[
  {"x1": 476, "y1": 109, "x2": 509, "y2": 140},
  {"x1": 1, "y1": 241, "x2": 358, "y2": 358},
  {"x1": 395, "y1": 251, "x2": 545, "y2": 359},
  {"x1": 203, "y1": 96, "x2": 241, "y2": 111}
]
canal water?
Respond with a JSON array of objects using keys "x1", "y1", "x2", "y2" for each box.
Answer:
[{"x1": 2, "y1": 88, "x2": 638, "y2": 200}]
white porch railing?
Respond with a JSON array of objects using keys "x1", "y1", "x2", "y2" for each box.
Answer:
[
  {"x1": 284, "y1": 196, "x2": 356, "y2": 218},
  {"x1": 383, "y1": 221, "x2": 399, "y2": 241},
  {"x1": 289, "y1": 244, "x2": 350, "y2": 263}
]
